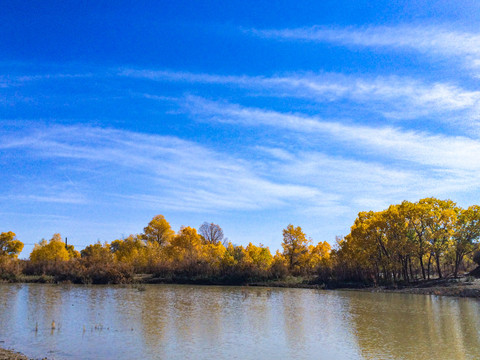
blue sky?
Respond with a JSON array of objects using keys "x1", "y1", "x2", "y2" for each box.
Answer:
[{"x1": 2, "y1": 1, "x2": 480, "y2": 257}]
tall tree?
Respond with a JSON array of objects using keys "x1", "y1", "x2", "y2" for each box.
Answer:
[
  {"x1": 452, "y1": 205, "x2": 480, "y2": 277},
  {"x1": 0, "y1": 231, "x2": 24, "y2": 258},
  {"x1": 30, "y1": 233, "x2": 77, "y2": 262},
  {"x1": 419, "y1": 198, "x2": 458, "y2": 279},
  {"x1": 81, "y1": 241, "x2": 113, "y2": 263},
  {"x1": 282, "y1": 224, "x2": 309, "y2": 271},
  {"x1": 111, "y1": 234, "x2": 146, "y2": 264},
  {"x1": 167, "y1": 226, "x2": 202, "y2": 262},
  {"x1": 381, "y1": 204, "x2": 414, "y2": 282},
  {"x1": 143, "y1": 215, "x2": 175, "y2": 246},
  {"x1": 199, "y1": 222, "x2": 225, "y2": 245},
  {"x1": 403, "y1": 201, "x2": 431, "y2": 280}
]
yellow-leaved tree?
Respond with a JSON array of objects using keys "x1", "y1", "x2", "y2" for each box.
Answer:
[
  {"x1": 111, "y1": 234, "x2": 146, "y2": 265},
  {"x1": 245, "y1": 243, "x2": 273, "y2": 271},
  {"x1": 302, "y1": 241, "x2": 331, "y2": 274},
  {"x1": 452, "y1": 205, "x2": 480, "y2": 277},
  {"x1": 419, "y1": 197, "x2": 458, "y2": 279},
  {"x1": 81, "y1": 241, "x2": 113, "y2": 263},
  {"x1": 30, "y1": 233, "x2": 79, "y2": 262},
  {"x1": 143, "y1": 215, "x2": 175, "y2": 246},
  {"x1": 167, "y1": 226, "x2": 203, "y2": 263},
  {"x1": 110, "y1": 234, "x2": 163, "y2": 270},
  {"x1": 0, "y1": 231, "x2": 24, "y2": 259},
  {"x1": 201, "y1": 242, "x2": 226, "y2": 270},
  {"x1": 270, "y1": 250, "x2": 288, "y2": 278},
  {"x1": 282, "y1": 224, "x2": 310, "y2": 273}
]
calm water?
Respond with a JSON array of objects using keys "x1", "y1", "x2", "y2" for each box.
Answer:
[{"x1": 0, "y1": 284, "x2": 479, "y2": 359}]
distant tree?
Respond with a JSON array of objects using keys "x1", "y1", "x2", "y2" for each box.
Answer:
[
  {"x1": 111, "y1": 235, "x2": 146, "y2": 264},
  {"x1": 66, "y1": 244, "x2": 80, "y2": 259},
  {"x1": 201, "y1": 242, "x2": 226, "y2": 270},
  {"x1": 167, "y1": 226, "x2": 202, "y2": 261},
  {"x1": 143, "y1": 215, "x2": 175, "y2": 246},
  {"x1": 419, "y1": 197, "x2": 458, "y2": 279},
  {"x1": 30, "y1": 233, "x2": 77, "y2": 262},
  {"x1": 302, "y1": 241, "x2": 331, "y2": 274},
  {"x1": 245, "y1": 243, "x2": 273, "y2": 271},
  {"x1": 282, "y1": 224, "x2": 310, "y2": 271},
  {"x1": 453, "y1": 205, "x2": 480, "y2": 277},
  {"x1": 270, "y1": 250, "x2": 288, "y2": 279},
  {"x1": 0, "y1": 231, "x2": 24, "y2": 258},
  {"x1": 199, "y1": 222, "x2": 225, "y2": 245},
  {"x1": 81, "y1": 241, "x2": 113, "y2": 262}
]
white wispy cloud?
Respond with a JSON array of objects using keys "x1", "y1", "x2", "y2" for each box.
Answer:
[
  {"x1": 8, "y1": 193, "x2": 87, "y2": 205},
  {"x1": 0, "y1": 122, "x2": 437, "y2": 220},
  {"x1": 0, "y1": 72, "x2": 96, "y2": 88},
  {"x1": 180, "y1": 96, "x2": 480, "y2": 177},
  {"x1": 250, "y1": 25, "x2": 480, "y2": 71},
  {"x1": 4, "y1": 66, "x2": 479, "y2": 123},
  {"x1": 6, "y1": 122, "x2": 453, "y2": 217},
  {"x1": 4, "y1": 66, "x2": 480, "y2": 218},
  {"x1": 0, "y1": 124, "x2": 332, "y2": 213},
  {"x1": 122, "y1": 68, "x2": 480, "y2": 122},
  {"x1": 4, "y1": 121, "x2": 480, "y2": 236},
  {"x1": 256, "y1": 147, "x2": 442, "y2": 211}
]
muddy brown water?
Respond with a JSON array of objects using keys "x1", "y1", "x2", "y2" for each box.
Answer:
[{"x1": 0, "y1": 284, "x2": 479, "y2": 359}]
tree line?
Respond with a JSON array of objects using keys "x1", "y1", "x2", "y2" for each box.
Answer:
[
  {"x1": 333, "y1": 197, "x2": 480, "y2": 284},
  {"x1": 0, "y1": 216, "x2": 330, "y2": 284},
  {"x1": 1, "y1": 197, "x2": 479, "y2": 285}
]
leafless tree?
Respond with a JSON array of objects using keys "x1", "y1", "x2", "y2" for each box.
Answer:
[{"x1": 199, "y1": 222, "x2": 225, "y2": 245}]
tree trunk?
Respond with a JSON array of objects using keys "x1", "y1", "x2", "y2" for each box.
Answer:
[
  {"x1": 454, "y1": 251, "x2": 463, "y2": 278},
  {"x1": 419, "y1": 255, "x2": 426, "y2": 280},
  {"x1": 435, "y1": 253, "x2": 443, "y2": 279},
  {"x1": 403, "y1": 259, "x2": 409, "y2": 283},
  {"x1": 409, "y1": 256, "x2": 415, "y2": 281},
  {"x1": 427, "y1": 253, "x2": 432, "y2": 280}
]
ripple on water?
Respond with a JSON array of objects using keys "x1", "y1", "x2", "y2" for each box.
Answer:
[{"x1": 0, "y1": 284, "x2": 479, "y2": 360}]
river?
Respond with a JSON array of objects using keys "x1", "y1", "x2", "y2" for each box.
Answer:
[{"x1": 0, "y1": 284, "x2": 479, "y2": 359}]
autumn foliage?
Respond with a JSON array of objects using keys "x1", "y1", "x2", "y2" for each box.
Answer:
[
  {"x1": 333, "y1": 198, "x2": 480, "y2": 284},
  {"x1": 1, "y1": 197, "x2": 479, "y2": 285},
  {"x1": 1, "y1": 216, "x2": 330, "y2": 284}
]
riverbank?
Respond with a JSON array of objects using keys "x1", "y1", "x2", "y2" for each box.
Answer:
[
  {"x1": 135, "y1": 274, "x2": 480, "y2": 299},
  {"x1": 367, "y1": 277, "x2": 480, "y2": 298},
  {"x1": 0, "y1": 347, "x2": 30, "y2": 360},
  {"x1": 246, "y1": 276, "x2": 480, "y2": 299},
  {"x1": 4, "y1": 273, "x2": 480, "y2": 298}
]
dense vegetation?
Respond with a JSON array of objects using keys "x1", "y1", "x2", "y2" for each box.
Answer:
[
  {"x1": 1, "y1": 198, "x2": 480, "y2": 286},
  {"x1": 334, "y1": 198, "x2": 480, "y2": 284}
]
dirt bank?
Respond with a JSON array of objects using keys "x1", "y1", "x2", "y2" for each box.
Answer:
[
  {"x1": 5, "y1": 274, "x2": 480, "y2": 298},
  {"x1": 252, "y1": 276, "x2": 480, "y2": 298},
  {"x1": 348, "y1": 277, "x2": 480, "y2": 298},
  {"x1": 0, "y1": 348, "x2": 30, "y2": 360}
]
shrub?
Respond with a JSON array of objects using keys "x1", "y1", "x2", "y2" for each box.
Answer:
[
  {"x1": 23, "y1": 258, "x2": 134, "y2": 284},
  {"x1": 0, "y1": 258, "x2": 24, "y2": 282}
]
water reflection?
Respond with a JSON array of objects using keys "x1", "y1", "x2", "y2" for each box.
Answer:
[
  {"x1": 0, "y1": 284, "x2": 479, "y2": 359},
  {"x1": 347, "y1": 292, "x2": 480, "y2": 359}
]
